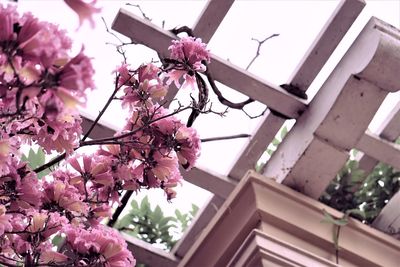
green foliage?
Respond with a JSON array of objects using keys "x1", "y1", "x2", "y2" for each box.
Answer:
[
  {"x1": 21, "y1": 147, "x2": 50, "y2": 178},
  {"x1": 255, "y1": 125, "x2": 288, "y2": 172},
  {"x1": 115, "y1": 196, "x2": 199, "y2": 251},
  {"x1": 321, "y1": 160, "x2": 400, "y2": 224}
]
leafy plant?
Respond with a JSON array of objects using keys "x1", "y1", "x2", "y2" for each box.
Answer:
[
  {"x1": 321, "y1": 160, "x2": 400, "y2": 224},
  {"x1": 255, "y1": 125, "x2": 288, "y2": 172},
  {"x1": 115, "y1": 196, "x2": 199, "y2": 251}
]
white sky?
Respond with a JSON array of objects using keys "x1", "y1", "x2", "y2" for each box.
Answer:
[{"x1": 11, "y1": 0, "x2": 400, "y2": 218}]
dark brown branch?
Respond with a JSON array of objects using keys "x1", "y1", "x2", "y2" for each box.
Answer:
[
  {"x1": 242, "y1": 106, "x2": 268, "y2": 119},
  {"x1": 201, "y1": 134, "x2": 251, "y2": 142},
  {"x1": 107, "y1": 190, "x2": 133, "y2": 227},
  {"x1": 204, "y1": 63, "x2": 255, "y2": 109},
  {"x1": 186, "y1": 73, "x2": 208, "y2": 127},
  {"x1": 171, "y1": 26, "x2": 194, "y2": 37}
]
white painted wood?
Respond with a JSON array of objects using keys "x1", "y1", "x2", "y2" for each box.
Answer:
[
  {"x1": 357, "y1": 102, "x2": 400, "y2": 173},
  {"x1": 228, "y1": 0, "x2": 364, "y2": 181},
  {"x1": 356, "y1": 131, "x2": 400, "y2": 171},
  {"x1": 228, "y1": 110, "x2": 285, "y2": 180},
  {"x1": 372, "y1": 191, "x2": 400, "y2": 239},
  {"x1": 181, "y1": 166, "x2": 236, "y2": 199},
  {"x1": 288, "y1": 0, "x2": 366, "y2": 90},
  {"x1": 112, "y1": 8, "x2": 307, "y2": 119},
  {"x1": 122, "y1": 233, "x2": 179, "y2": 267},
  {"x1": 263, "y1": 17, "x2": 400, "y2": 199},
  {"x1": 192, "y1": 0, "x2": 235, "y2": 43},
  {"x1": 229, "y1": 230, "x2": 339, "y2": 267},
  {"x1": 377, "y1": 102, "x2": 400, "y2": 141},
  {"x1": 172, "y1": 195, "x2": 225, "y2": 258}
]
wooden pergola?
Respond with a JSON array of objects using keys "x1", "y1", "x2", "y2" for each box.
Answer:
[{"x1": 82, "y1": 0, "x2": 400, "y2": 265}]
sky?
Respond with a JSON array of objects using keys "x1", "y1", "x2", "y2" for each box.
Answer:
[{"x1": 10, "y1": 0, "x2": 400, "y2": 218}]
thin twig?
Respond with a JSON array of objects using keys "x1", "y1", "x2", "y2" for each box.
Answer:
[
  {"x1": 201, "y1": 134, "x2": 251, "y2": 143},
  {"x1": 102, "y1": 17, "x2": 135, "y2": 63},
  {"x1": 126, "y1": 3, "x2": 152, "y2": 21},
  {"x1": 246, "y1": 33, "x2": 279, "y2": 70},
  {"x1": 81, "y1": 74, "x2": 121, "y2": 141}
]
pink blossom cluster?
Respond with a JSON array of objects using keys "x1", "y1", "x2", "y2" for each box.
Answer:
[
  {"x1": 165, "y1": 36, "x2": 211, "y2": 89},
  {"x1": 0, "y1": 4, "x2": 94, "y2": 156},
  {"x1": 0, "y1": 3, "x2": 208, "y2": 267}
]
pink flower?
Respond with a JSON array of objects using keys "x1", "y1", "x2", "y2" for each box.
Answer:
[
  {"x1": 16, "y1": 171, "x2": 42, "y2": 209},
  {"x1": 115, "y1": 64, "x2": 136, "y2": 87},
  {"x1": 32, "y1": 112, "x2": 82, "y2": 154},
  {"x1": 175, "y1": 125, "x2": 201, "y2": 170},
  {"x1": 64, "y1": 0, "x2": 102, "y2": 28},
  {"x1": 0, "y1": 136, "x2": 19, "y2": 176},
  {"x1": 40, "y1": 251, "x2": 68, "y2": 265},
  {"x1": 42, "y1": 179, "x2": 87, "y2": 214},
  {"x1": 166, "y1": 37, "x2": 210, "y2": 89},
  {"x1": 69, "y1": 154, "x2": 114, "y2": 187},
  {"x1": 121, "y1": 63, "x2": 167, "y2": 110},
  {"x1": 18, "y1": 15, "x2": 72, "y2": 67},
  {"x1": 169, "y1": 37, "x2": 210, "y2": 68},
  {"x1": 0, "y1": 205, "x2": 12, "y2": 236},
  {"x1": 58, "y1": 48, "x2": 95, "y2": 98},
  {"x1": 64, "y1": 225, "x2": 135, "y2": 266},
  {"x1": 0, "y1": 4, "x2": 18, "y2": 42}
]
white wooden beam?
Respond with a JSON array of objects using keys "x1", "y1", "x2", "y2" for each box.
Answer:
[
  {"x1": 288, "y1": 0, "x2": 366, "y2": 90},
  {"x1": 112, "y1": 8, "x2": 307, "y2": 119},
  {"x1": 172, "y1": 195, "x2": 225, "y2": 258},
  {"x1": 357, "y1": 102, "x2": 400, "y2": 173},
  {"x1": 376, "y1": 101, "x2": 400, "y2": 141},
  {"x1": 122, "y1": 233, "x2": 179, "y2": 267},
  {"x1": 228, "y1": 110, "x2": 285, "y2": 180},
  {"x1": 356, "y1": 130, "x2": 400, "y2": 171},
  {"x1": 192, "y1": 0, "x2": 235, "y2": 43},
  {"x1": 263, "y1": 17, "x2": 400, "y2": 199},
  {"x1": 228, "y1": 0, "x2": 365, "y2": 180},
  {"x1": 372, "y1": 192, "x2": 400, "y2": 239},
  {"x1": 181, "y1": 166, "x2": 236, "y2": 199}
]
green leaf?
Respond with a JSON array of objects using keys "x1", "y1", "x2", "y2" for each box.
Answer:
[
  {"x1": 51, "y1": 234, "x2": 64, "y2": 250},
  {"x1": 345, "y1": 209, "x2": 365, "y2": 219},
  {"x1": 190, "y1": 204, "x2": 199, "y2": 216},
  {"x1": 280, "y1": 126, "x2": 288, "y2": 140},
  {"x1": 159, "y1": 216, "x2": 175, "y2": 227},
  {"x1": 115, "y1": 214, "x2": 134, "y2": 229},
  {"x1": 271, "y1": 137, "x2": 280, "y2": 146},
  {"x1": 321, "y1": 210, "x2": 348, "y2": 226},
  {"x1": 130, "y1": 199, "x2": 139, "y2": 210},
  {"x1": 151, "y1": 206, "x2": 163, "y2": 223},
  {"x1": 140, "y1": 196, "x2": 151, "y2": 212},
  {"x1": 21, "y1": 147, "x2": 50, "y2": 178}
]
